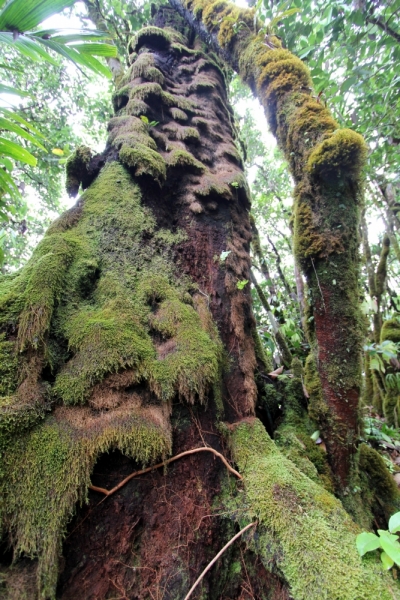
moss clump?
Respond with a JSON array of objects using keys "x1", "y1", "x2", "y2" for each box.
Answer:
[
  {"x1": 381, "y1": 317, "x2": 400, "y2": 343},
  {"x1": 0, "y1": 334, "x2": 18, "y2": 396},
  {"x1": 304, "y1": 353, "x2": 326, "y2": 423},
  {"x1": 166, "y1": 148, "x2": 205, "y2": 173},
  {"x1": 131, "y1": 53, "x2": 165, "y2": 85},
  {"x1": 65, "y1": 145, "x2": 92, "y2": 197},
  {"x1": 0, "y1": 407, "x2": 171, "y2": 598},
  {"x1": 307, "y1": 129, "x2": 367, "y2": 182},
  {"x1": 257, "y1": 57, "x2": 312, "y2": 100},
  {"x1": 129, "y1": 26, "x2": 172, "y2": 53},
  {"x1": 119, "y1": 143, "x2": 167, "y2": 184},
  {"x1": 229, "y1": 419, "x2": 397, "y2": 600},
  {"x1": 170, "y1": 107, "x2": 188, "y2": 121},
  {"x1": 178, "y1": 127, "x2": 200, "y2": 143},
  {"x1": 358, "y1": 443, "x2": 400, "y2": 517}
]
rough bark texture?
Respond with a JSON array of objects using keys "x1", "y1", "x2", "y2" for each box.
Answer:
[
  {"x1": 169, "y1": 0, "x2": 367, "y2": 490},
  {"x1": 0, "y1": 7, "x2": 399, "y2": 600}
]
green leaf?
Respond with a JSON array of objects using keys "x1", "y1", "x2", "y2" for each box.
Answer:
[
  {"x1": 36, "y1": 38, "x2": 112, "y2": 78},
  {"x1": 378, "y1": 530, "x2": 400, "y2": 566},
  {"x1": 381, "y1": 551, "x2": 395, "y2": 570},
  {"x1": 356, "y1": 532, "x2": 381, "y2": 557},
  {"x1": 237, "y1": 279, "x2": 249, "y2": 290},
  {"x1": 0, "y1": 32, "x2": 58, "y2": 64},
  {"x1": 0, "y1": 165, "x2": 20, "y2": 199},
  {"x1": 389, "y1": 512, "x2": 400, "y2": 535},
  {"x1": 310, "y1": 430, "x2": 320, "y2": 442},
  {"x1": 340, "y1": 76, "x2": 357, "y2": 94},
  {"x1": 34, "y1": 28, "x2": 112, "y2": 43},
  {"x1": 0, "y1": 82, "x2": 29, "y2": 96},
  {"x1": 0, "y1": 137, "x2": 37, "y2": 166},
  {"x1": 0, "y1": 117, "x2": 46, "y2": 151},
  {"x1": 0, "y1": 156, "x2": 13, "y2": 170},
  {"x1": 0, "y1": 109, "x2": 45, "y2": 138},
  {"x1": 0, "y1": 0, "x2": 75, "y2": 33},
  {"x1": 70, "y1": 43, "x2": 117, "y2": 58}
]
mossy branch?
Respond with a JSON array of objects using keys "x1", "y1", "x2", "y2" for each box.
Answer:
[{"x1": 89, "y1": 446, "x2": 242, "y2": 498}]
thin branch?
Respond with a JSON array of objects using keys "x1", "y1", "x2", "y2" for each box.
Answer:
[
  {"x1": 184, "y1": 522, "x2": 257, "y2": 600},
  {"x1": 366, "y1": 15, "x2": 400, "y2": 43},
  {"x1": 89, "y1": 447, "x2": 242, "y2": 499}
]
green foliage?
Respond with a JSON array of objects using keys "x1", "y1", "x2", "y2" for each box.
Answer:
[
  {"x1": 357, "y1": 511, "x2": 400, "y2": 570},
  {"x1": 236, "y1": 278, "x2": 248, "y2": 290},
  {"x1": 365, "y1": 340, "x2": 399, "y2": 374}
]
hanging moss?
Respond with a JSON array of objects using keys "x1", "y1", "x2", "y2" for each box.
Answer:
[
  {"x1": 0, "y1": 407, "x2": 171, "y2": 598},
  {"x1": 229, "y1": 419, "x2": 397, "y2": 600},
  {"x1": 65, "y1": 145, "x2": 92, "y2": 197}
]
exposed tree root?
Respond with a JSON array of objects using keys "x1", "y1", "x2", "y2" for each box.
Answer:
[
  {"x1": 184, "y1": 522, "x2": 257, "y2": 600},
  {"x1": 89, "y1": 447, "x2": 242, "y2": 498}
]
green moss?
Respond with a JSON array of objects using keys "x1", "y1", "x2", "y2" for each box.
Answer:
[
  {"x1": 304, "y1": 352, "x2": 327, "y2": 422},
  {"x1": 357, "y1": 443, "x2": 400, "y2": 521},
  {"x1": 257, "y1": 57, "x2": 312, "y2": 97},
  {"x1": 119, "y1": 143, "x2": 167, "y2": 184},
  {"x1": 129, "y1": 26, "x2": 172, "y2": 53},
  {"x1": 381, "y1": 317, "x2": 400, "y2": 343},
  {"x1": 166, "y1": 148, "x2": 205, "y2": 173},
  {"x1": 383, "y1": 389, "x2": 400, "y2": 427},
  {"x1": 178, "y1": 127, "x2": 200, "y2": 142},
  {"x1": 131, "y1": 53, "x2": 165, "y2": 85},
  {"x1": 307, "y1": 129, "x2": 368, "y2": 182},
  {"x1": 0, "y1": 409, "x2": 171, "y2": 598},
  {"x1": 65, "y1": 145, "x2": 92, "y2": 197},
  {"x1": 0, "y1": 334, "x2": 18, "y2": 396},
  {"x1": 229, "y1": 419, "x2": 396, "y2": 600},
  {"x1": 170, "y1": 107, "x2": 188, "y2": 121}
]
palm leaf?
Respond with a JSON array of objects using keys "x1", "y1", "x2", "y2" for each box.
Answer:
[
  {"x1": 0, "y1": 137, "x2": 37, "y2": 166},
  {"x1": 0, "y1": 0, "x2": 75, "y2": 33},
  {"x1": 0, "y1": 108, "x2": 46, "y2": 137},
  {"x1": 0, "y1": 82, "x2": 29, "y2": 96},
  {"x1": 0, "y1": 117, "x2": 47, "y2": 150},
  {"x1": 37, "y1": 37, "x2": 112, "y2": 77},
  {"x1": 0, "y1": 166, "x2": 20, "y2": 200},
  {"x1": 0, "y1": 31, "x2": 58, "y2": 63},
  {"x1": 35, "y1": 28, "x2": 114, "y2": 43}
]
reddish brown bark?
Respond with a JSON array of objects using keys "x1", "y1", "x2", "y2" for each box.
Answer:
[{"x1": 313, "y1": 286, "x2": 360, "y2": 486}]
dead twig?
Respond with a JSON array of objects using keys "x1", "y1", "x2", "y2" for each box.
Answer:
[
  {"x1": 89, "y1": 447, "x2": 242, "y2": 500},
  {"x1": 183, "y1": 522, "x2": 257, "y2": 600}
]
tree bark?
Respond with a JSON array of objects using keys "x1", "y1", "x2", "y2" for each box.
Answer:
[{"x1": 0, "y1": 7, "x2": 398, "y2": 600}]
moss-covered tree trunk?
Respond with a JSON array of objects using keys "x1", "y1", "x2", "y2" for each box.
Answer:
[
  {"x1": 0, "y1": 7, "x2": 399, "y2": 600},
  {"x1": 169, "y1": 0, "x2": 368, "y2": 491}
]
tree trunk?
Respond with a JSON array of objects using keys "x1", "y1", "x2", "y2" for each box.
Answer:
[
  {"x1": 169, "y1": 0, "x2": 367, "y2": 491},
  {"x1": 0, "y1": 7, "x2": 398, "y2": 600}
]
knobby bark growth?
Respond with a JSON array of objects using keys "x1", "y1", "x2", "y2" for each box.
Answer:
[
  {"x1": 169, "y1": 0, "x2": 368, "y2": 491},
  {"x1": 0, "y1": 6, "x2": 398, "y2": 600}
]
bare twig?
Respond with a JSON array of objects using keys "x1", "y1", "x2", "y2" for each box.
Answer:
[
  {"x1": 183, "y1": 522, "x2": 257, "y2": 600},
  {"x1": 89, "y1": 447, "x2": 242, "y2": 499}
]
